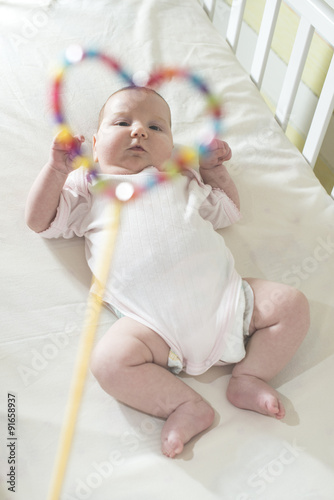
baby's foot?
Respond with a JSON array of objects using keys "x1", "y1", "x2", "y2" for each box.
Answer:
[
  {"x1": 161, "y1": 399, "x2": 215, "y2": 458},
  {"x1": 227, "y1": 374, "x2": 285, "y2": 419}
]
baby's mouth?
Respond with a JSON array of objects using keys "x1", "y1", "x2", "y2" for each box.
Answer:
[{"x1": 129, "y1": 143, "x2": 146, "y2": 152}]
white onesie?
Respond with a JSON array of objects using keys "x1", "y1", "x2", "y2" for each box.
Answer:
[{"x1": 41, "y1": 166, "x2": 247, "y2": 375}]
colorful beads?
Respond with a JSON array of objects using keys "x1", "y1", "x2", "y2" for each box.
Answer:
[{"x1": 50, "y1": 45, "x2": 224, "y2": 202}]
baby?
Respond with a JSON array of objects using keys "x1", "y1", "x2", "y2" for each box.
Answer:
[{"x1": 25, "y1": 87, "x2": 310, "y2": 458}]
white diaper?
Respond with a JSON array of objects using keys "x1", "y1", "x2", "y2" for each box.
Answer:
[
  {"x1": 105, "y1": 280, "x2": 254, "y2": 375},
  {"x1": 167, "y1": 280, "x2": 254, "y2": 374}
]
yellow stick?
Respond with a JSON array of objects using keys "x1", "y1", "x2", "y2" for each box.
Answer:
[{"x1": 47, "y1": 200, "x2": 122, "y2": 500}]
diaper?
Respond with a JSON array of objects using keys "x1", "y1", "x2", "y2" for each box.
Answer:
[
  {"x1": 106, "y1": 280, "x2": 254, "y2": 375},
  {"x1": 167, "y1": 280, "x2": 254, "y2": 374},
  {"x1": 108, "y1": 305, "x2": 125, "y2": 319}
]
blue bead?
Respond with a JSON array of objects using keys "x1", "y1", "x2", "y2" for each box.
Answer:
[
  {"x1": 85, "y1": 49, "x2": 100, "y2": 58},
  {"x1": 119, "y1": 71, "x2": 134, "y2": 85},
  {"x1": 145, "y1": 177, "x2": 157, "y2": 190},
  {"x1": 190, "y1": 74, "x2": 208, "y2": 93}
]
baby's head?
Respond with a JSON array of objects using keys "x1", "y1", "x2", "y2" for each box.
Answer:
[{"x1": 93, "y1": 86, "x2": 173, "y2": 175}]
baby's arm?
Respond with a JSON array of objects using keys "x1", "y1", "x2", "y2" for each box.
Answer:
[
  {"x1": 25, "y1": 133, "x2": 84, "y2": 233},
  {"x1": 199, "y1": 139, "x2": 240, "y2": 210}
]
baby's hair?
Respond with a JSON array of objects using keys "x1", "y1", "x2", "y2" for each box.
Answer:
[{"x1": 97, "y1": 86, "x2": 171, "y2": 130}]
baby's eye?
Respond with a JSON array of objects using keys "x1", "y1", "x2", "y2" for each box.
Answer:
[
  {"x1": 149, "y1": 125, "x2": 162, "y2": 131},
  {"x1": 116, "y1": 121, "x2": 130, "y2": 127}
]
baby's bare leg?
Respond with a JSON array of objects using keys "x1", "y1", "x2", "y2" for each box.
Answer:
[
  {"x1": 90, "y1": 317, "x2": 214, "y2": 458},
  {"x1": 227, "y1": 279, "x2": 310, "y2": 419}
]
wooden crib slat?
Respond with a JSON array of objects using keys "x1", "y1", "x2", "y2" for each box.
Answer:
[
  {"x1": 250, "y1": 0, "x2": 282, "y2": 89},
  {"x1": 203, "y1": 0, "x2": 217, "y2": 21},
  {"x1": 275, "y1": 18, "x2": 315, "y2": 131},
  {"x1": 226, "y1": 0, "x2": 247, "y2": 53},
  {"x1": 302, "y1": 53, "x2": 334, "y2": 168}
]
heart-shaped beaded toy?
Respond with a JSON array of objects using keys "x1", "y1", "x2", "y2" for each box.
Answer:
[{"x1": 50, "y1": 44, "x2": 224, "y2": 202}]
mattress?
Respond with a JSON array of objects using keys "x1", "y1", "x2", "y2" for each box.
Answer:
[{"x1": 1, "y1": 0, "x2": 334, "y2": 498}]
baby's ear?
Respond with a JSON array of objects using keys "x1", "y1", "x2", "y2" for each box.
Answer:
[{"x1": 92, "y1": 134, "x2": 98, "y2": 162}]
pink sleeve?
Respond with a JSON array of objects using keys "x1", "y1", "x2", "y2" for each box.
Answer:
[
  {"x1": 39, "y1": 168, "x2": 92, "y2": 239},
  {"x1": 187, "y1": 169, "x2": 241, "y2": 230}
]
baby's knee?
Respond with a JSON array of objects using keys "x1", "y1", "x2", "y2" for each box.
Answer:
[
  {"x1": 90, "y1": 325, "x2": 152, "y2": 386},
  {"x1": 90, "y1": 340, "x2": 123, "y2": 386},
  {"x1": 90, "y1": 343, "x2": 111, "y2": 384},
  {"x1": 285, "y1": 287, "x2": 310, "y2": 334}
]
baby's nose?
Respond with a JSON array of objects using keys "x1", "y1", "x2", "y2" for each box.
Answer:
[{"x1": 131, "y1": 124, "x2": 148, "y2": 138}]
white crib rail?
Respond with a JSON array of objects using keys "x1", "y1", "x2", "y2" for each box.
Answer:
[
  {"x1": 275, "y1": 16, "x2": 315, "y2": 131},
  {"x1": 226, "y1": 0, "x2": 247, "y2": 52},
  {"x1": 303, "y1": 55, "x2": 334, "y2": 167},
  {"x1": 202, "y1": 0, "x2": 217, "y2": 20},
  {"x1": 203, "y1": 0, "x2": 334, "y2": 169},
  {"x1": 278, "y1": 0, "x2": 334, "y2": 167},
  {"x1": 250, "y1": 0, "x2": 281, "y2": 88}
]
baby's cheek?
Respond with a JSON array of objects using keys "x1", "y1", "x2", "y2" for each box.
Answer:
[{"x1": 100, "y1": 138, "x2": 116, "y2": 154}]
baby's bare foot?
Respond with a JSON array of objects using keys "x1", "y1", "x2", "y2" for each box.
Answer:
[
  {"x1": 227, "y1": 374, "x2": 285, "y2": 419},
  {"x1": 161, "y1": 399, "x2": 215, "y2": 458}
]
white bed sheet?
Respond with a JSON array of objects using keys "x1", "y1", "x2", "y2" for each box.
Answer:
[{"x1": 1, "y1": 0, "x2": 334, "y2": 498}]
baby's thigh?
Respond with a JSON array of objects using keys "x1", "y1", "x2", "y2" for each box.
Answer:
[
  {"x1": 91, "y1": 316, "x2": 170, "y2": 369},
  {"x1": 243, "y1": 277, "x2": 306, "y2": 333}
]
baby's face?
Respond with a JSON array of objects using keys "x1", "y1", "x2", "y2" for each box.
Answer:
[{"x1": 93, "y1": 89, "x2": 174, "y2": 175}]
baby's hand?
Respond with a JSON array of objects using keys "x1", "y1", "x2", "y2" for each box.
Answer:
[
  {"x1": 199, "y1": 139, "x2": 232, "y2": 170},
  {"x1": 49, "y1": 131, "x2": 85, "y2": 174}
]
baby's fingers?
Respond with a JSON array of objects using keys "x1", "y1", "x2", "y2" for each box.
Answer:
[
  {"x1": 70, "y1": 134, "x2": 85, "y2": 155},
  {"x1": 206, "y1": 139, "x2": 231, "y2": 159},
  {"x1": 217, "y1": 144, "x2": 232, "y2": 162},
  {"x1": 73, "y1": 134, "x2": 85, "y2": 146},
  {"x1": 53, "y1": 131, "x2": 85, "y2": 153},
  {"x1": 50, "y1": 132, "x2": 85, "y2": 171}
]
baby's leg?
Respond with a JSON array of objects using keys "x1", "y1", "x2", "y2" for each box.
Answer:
[
  {"x1": 90, "y1": 317, "x2": 214, "y2": 458},
  {"x1": 227, "y1": 279, "x2": 310, "y2": 419}
]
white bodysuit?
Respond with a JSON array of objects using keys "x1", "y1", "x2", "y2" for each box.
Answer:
[{"x1": 42, "y1": 166, "x2": 247, "y2": 375}]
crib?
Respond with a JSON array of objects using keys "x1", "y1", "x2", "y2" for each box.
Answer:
[
  {"x1": 210, "y1": 0, "x2": 334, "y2": 170},
  {"x1": 1, "y1": 0, "x2": 334, "y2": 499}
]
